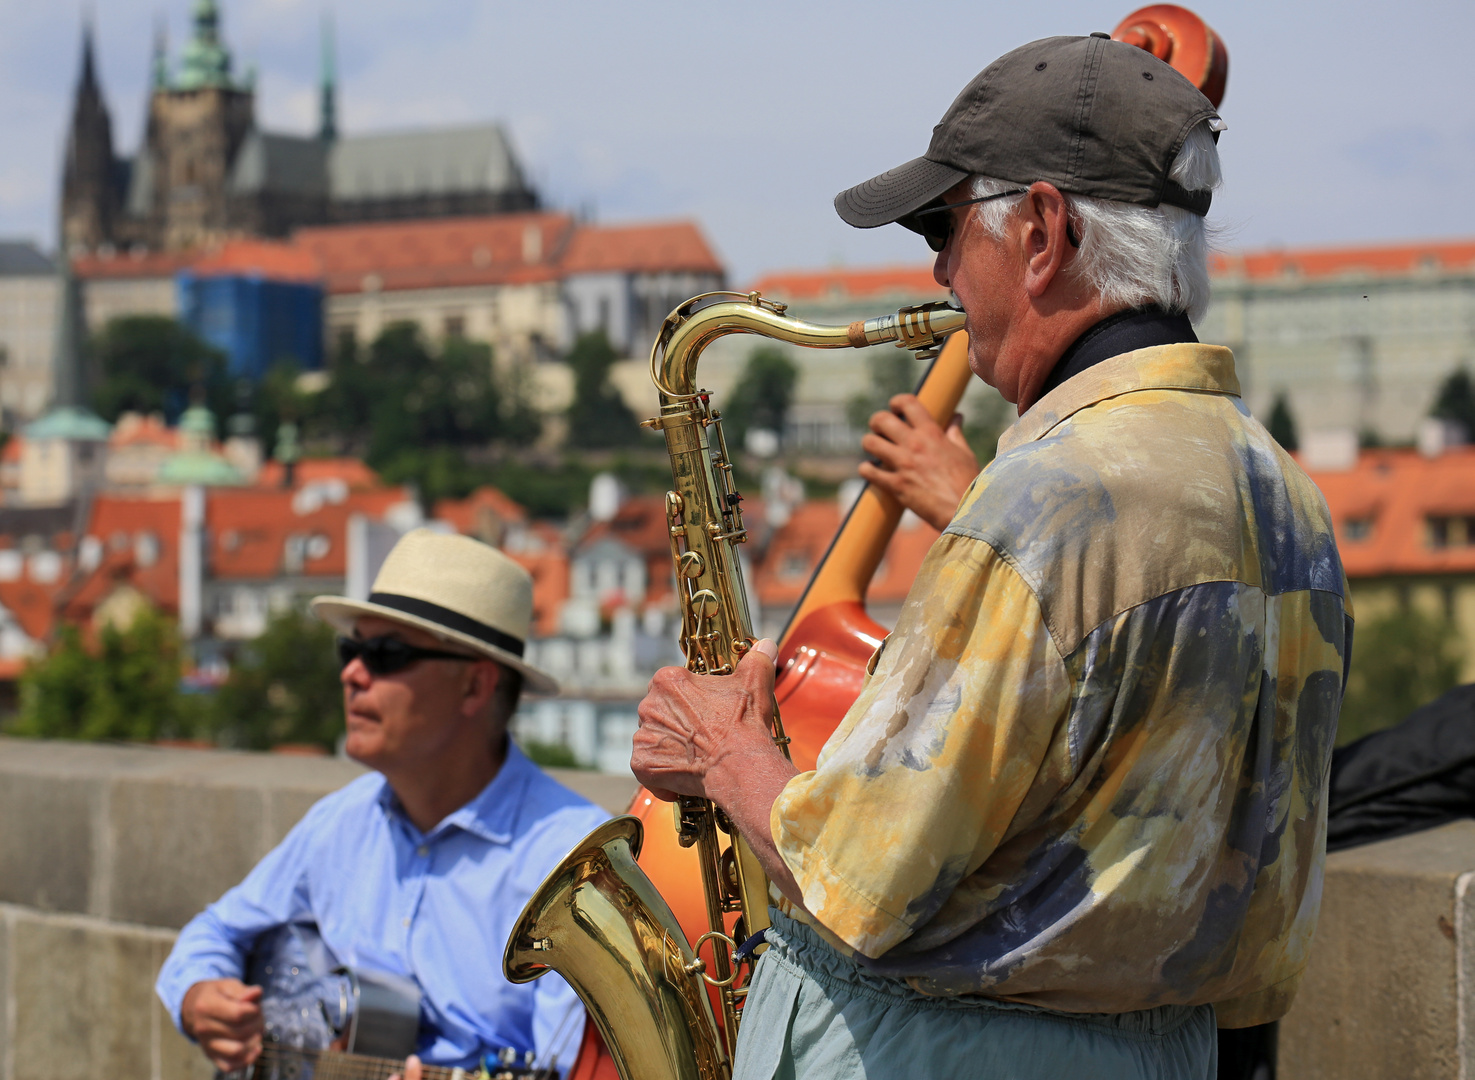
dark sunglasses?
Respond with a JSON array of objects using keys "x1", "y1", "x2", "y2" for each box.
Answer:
[
  {"x1": 912, "y1": 188, "x2": 1080, "y2": 252},
  {"x1": 913, "y1": 189, "x2": 1029, "y2": 252},
  {"x1": 336, "y1": 635, "x2": 478, "y2": 676}
]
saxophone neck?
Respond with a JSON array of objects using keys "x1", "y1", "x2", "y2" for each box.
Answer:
[{"x1": 650, "y1": 292, "x2": 965, "y2": 401}]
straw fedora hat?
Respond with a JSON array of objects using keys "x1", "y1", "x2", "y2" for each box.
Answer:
[{"x1": 311, "y1": 528, "x2": 557, "y2": 695}]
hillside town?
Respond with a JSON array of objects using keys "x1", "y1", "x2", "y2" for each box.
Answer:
[
  {"x1": 6, "y1": 5, "x2": 1475, "y2": 1080},
  {"x1": 0, "y1": 3, "x2": 1473, "y2": 776}
]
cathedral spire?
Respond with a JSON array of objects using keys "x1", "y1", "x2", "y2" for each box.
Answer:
[
  {"x1": 319, "y1": 10, "x2": 337, "y2": 143},
  {"x1": 60, "y1": 14, "x2": 119, "y2": 252},
  {"x1": 151, "y1": 19, "x2": 170, "y2": 90}
]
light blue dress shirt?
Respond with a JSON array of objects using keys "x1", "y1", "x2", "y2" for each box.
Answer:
[{"x1": 156, "y1": 743, "x2": 610, "y2": 1072}]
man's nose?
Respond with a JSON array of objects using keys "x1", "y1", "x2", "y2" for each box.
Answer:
[
  {"x1": 933, "y1": 249, "x2": 951, "y2": 289},
  {"x1": 341, "y1": 657, "x2": 371, "y2": 690}
]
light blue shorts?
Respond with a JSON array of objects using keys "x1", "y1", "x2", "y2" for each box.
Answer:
[{"x1": 732, "y1": 909, "x2": 1217, "y2": 1080}]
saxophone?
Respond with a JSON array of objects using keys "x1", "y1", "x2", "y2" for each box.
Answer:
[{"x1": 503, "y1": 292, "x2": 966, "y2": 1080}]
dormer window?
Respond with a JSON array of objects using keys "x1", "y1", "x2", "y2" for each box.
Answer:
[
  {"x1": 1344, "y1": 517, "x2": 1373, "y2": 542},
  {"x1": 1427, "y1": 516, "x2": 1475, "y2": 549}
]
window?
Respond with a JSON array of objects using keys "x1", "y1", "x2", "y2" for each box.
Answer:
[
  {"x1": 1344, "y1": 517, "x2": 1373, "y2": 542},
  {"x1": 1428, "y1": 516, "x2": 1474, "y2": 549},
  {"x1": 444, "y1": 314, "x2": 466, "y2": 340}
]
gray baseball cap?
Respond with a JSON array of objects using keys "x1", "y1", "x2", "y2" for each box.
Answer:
[{"x1": 835, "y1": 34, "x2": 1224, "y2": 234}]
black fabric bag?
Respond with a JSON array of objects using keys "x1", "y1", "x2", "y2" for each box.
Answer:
[
  {"x1": 1219, "y1": 682, "x2": 1475, "y2": 1080},
  {"x1": 1327, "y1": 683, "x2": 1475, "y2": 853}
]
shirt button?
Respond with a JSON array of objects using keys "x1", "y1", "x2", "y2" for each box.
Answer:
[
  {"x1": 416, "y1": 845, "x2": 428, "y2": 856},
  {"x1": 402, "y1": 917, "x2": 411, "y2": 927}
]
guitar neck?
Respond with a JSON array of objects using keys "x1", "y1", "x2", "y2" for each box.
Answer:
[{"x1": 252, "y1": 1044, "x2": 551, "y2": 1080}]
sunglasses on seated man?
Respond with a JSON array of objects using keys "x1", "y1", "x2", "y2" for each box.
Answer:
[{"x1": 336, "y1": 634, "x2": 479, "y2": 676}]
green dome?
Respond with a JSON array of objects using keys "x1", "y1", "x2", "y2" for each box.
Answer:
[
  {"x1": 178, "y1": 404, "x2": 217, "y2": 439},
  {"x1": 24, "y1": 406, "x2": 111, "y2": 442},
  {"x1": 157, "y1": 450, "x2": 246, "y2": 487},
  {"x1": 175, "y1": 0, "x2": 236, "y2": 91}
]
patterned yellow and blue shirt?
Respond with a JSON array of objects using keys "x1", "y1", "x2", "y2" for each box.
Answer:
[{"x1": 770, "y1": 343, "x2": 1351, "y2": 1028}]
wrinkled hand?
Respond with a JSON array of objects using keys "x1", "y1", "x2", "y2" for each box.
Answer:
[
  {"x1": 181, "y1": 978, "x2": 264, "y2": 1073},
  {"x1": 388, "y1": 1054, "x2": 423, "y2": 1080},
  {"x1": 632, "y1": 640, "x2": 783, "y2": 802},
  {"x1": 859, "y1": 394, "x2": 981, "y2": 531}
]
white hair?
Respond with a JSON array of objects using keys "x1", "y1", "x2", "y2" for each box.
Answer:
[{"x1": 969, "y1": 121, "x2": 1222, "y2": 322}]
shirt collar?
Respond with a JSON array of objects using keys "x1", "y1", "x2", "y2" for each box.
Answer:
[
  {"x1": 997, "y1": 342, "x2": 1240, "y2": 457},
  {"x1": 374, "y1": 740, "x2": 537, "y2": 846}
]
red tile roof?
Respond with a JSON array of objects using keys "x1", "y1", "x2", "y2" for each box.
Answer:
[
  {"x1": 748, "y1": 238, "x2": 1475, "y2": 302},
  {"x1": 560, "y1": 221, "x2": 722, "y2": 276},
  {"x1": 433, "y1": 486, "x2": 528, "y2": 536},
  {"x1": 1211, "y1": 239, "x2": 1475, "y2": 283},
  {"x1": 189, "y1": 239, "x2": 324, "y2": 284},
  {"x1": 72, "y1": 249, "x2": 200, "y2": 280},
  {"x1": 578, "y1": 495, "x2": 676, "y2": 606},
  {"x1": 67, "y1": 495, "x2": 184, "y2": 620},
  {"x1": 747, "y1": 265, "x2": 947, "y2": 303},
  {"x1": 1305, "y1": 447, "x2": 1475, "y2": 578},
  {"x1": 753, "y1": 500, "x2": 940, "y2": 609},
  {"x1": 109, "y1": 413, "x2": 180, "y2": 450},
  {"x1": 254, "y1": 457, "x2": 383, "y2": 490},
  {"x1": 294, "y1": 212, "x2": 576, "y2": 295}
]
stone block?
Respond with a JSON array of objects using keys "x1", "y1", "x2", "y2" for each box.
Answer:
[
  {"x1": 153, "y1": 938, "x2": 215, "y2": 1080},
  {"x1": 8, "y1": 908, "x2": 170, "y2": 1080},
  {"x1": 108, "y1": 778, "x2": 266, "y2": 930},
  {"x1": 0, "y1": 910, "x2": 11, "y2": 1080},
  {"x1": 1279, "y1": 819, "x2": 1475, "y2": 1079},
  {"x1": 0, "y1": 770, "x2": 96, "y2": 915},
  {"x1": 546, "y1": 767, "x2": 639, "y2": 816}
]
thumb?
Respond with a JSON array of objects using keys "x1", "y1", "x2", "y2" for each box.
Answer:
[
  {"x1": 742, "y1": 638, "x2": 779, "y2": 678},
  {"x1": 945, "y1": 412, "x2": 968, "y2": 444}
]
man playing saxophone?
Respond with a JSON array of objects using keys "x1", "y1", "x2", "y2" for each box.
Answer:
[{"x1": 631, "y1": 32, "x2": 1349, "y2": 1080}]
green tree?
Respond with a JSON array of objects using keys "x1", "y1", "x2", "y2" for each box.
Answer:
[
  {"x1": 964, "y1": 388, "x2": 1013, "y2": 466},
  {"x1": 212, "y1": 608, "x2": 343, "y2": 751},
  {"x1": 312, "y1": 324, "x2": 541, "y2": 505},
  {"x1": 12, "y1": 608, "x2": 193, "y2": 742},
  {"x1": 1431, "y1": 368, "x2": 1475, "y2": 439},
  {"x1": 1337, "y1": 606, "x2": 1464, "y2": 745},
  {"x1": 846, "y1": 351, "x2": 919, "y2": 434},
  {"x1": 723, "y1": 346, "x2": 799, "y2": 452},
  {"x1": 90, "y1": 316, "x2": 231, "y2": 423},
  {"x1": 844, "y1": 351, "x2": 1004, "y2": 466},
  {"x1": 565, "y1": 330, "x2": 640, "y2": 449},
  {"x1": 1266, "y1": 392, "x2": 1299, "y2": 452}
]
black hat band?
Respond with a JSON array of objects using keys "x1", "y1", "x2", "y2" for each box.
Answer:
[{"x1": 367, "y1": 591, "x2": 525, "y2": 658}]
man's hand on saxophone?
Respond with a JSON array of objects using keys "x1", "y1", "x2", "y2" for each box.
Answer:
[
  {"x1": 631, "y1": 639, "x2": 806, "y2": 909},
  {"x1": 858, "y1": 394, "x2": 980, "y2": 532}
]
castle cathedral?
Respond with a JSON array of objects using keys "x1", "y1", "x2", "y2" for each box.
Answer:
[{"x1": 61, "y1": 0, "x2": 540, "y2": 254}]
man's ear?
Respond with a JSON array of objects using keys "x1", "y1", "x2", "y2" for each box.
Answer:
[
  {"x1": 1020, "y1": 182, "x2": 1072, "y2": 300},
  {"x1": 462, "y1": 658, "x2": 501, "y2": 718}
]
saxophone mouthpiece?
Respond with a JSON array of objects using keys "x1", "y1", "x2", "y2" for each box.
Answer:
[{"x1": 850, "y1": 302, "x2": 966, "y2": 353}]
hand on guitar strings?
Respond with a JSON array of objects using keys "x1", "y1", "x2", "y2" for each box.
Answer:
[
  {"x1": 180, "y1": 977, "x2": 265, "y2": 1072},
  {"x1": 860, "y1": 394, "x2": 981, "y2": 532},
  {"x1": 388, "y1": 1054, "x2": 423, "y2": 1080},
  {"x1": 632, "y1": 639, "x2": 806, "y2": 908}
]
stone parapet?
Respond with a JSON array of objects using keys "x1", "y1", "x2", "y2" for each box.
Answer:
[
  {"x1": 1279, "y1": 819, "x2": 1475, "y2": 1078},
  {"x1": 0, "y1": 903, "x2": 212, "y2": 1080},
  {"x1": 0, "y1": 737, "x2": 638, "y2": 930}
]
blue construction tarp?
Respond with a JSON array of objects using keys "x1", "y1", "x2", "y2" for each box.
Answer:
[{"x1": 178, "y1": 273, "x2": 324, "y2": 381}]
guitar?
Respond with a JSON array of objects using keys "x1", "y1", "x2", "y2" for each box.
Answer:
[{"x1": 227, "y1": 924, "x2": 556, "y2": 1080}]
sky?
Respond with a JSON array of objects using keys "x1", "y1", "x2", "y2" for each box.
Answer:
[{"x1": 2, "y1": 0, "x2": 1473, "y2": 284}]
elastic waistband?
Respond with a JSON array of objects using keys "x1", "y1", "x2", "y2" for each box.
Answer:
[{"x1": 763, "y1": 908, "x2": 1206, "y2": 1037}]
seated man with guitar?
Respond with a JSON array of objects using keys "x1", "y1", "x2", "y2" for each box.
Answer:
[{"x1": 157, "y1": 530, "x2": 608, "y2": 1079}]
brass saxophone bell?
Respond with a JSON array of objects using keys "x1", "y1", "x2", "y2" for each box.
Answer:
[{"x1": 503, "y1": 816, "x2": 730, "y2": 1080}]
